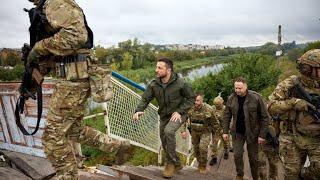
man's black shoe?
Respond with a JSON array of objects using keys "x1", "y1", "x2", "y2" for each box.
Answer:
[
  {"x1": 224, "y1": 150, "x2": 229, "y2": 159},
  {"x1": 209, "y1": 157, "x2": 217, "y2": 166}
]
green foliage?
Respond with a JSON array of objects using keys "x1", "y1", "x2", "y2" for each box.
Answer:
[
  {"x1": 93, "y1": 45, "x2": 108, "y2": 63},
  {"x1": 82, "y1": 107, "x2": 118, "y2": 166},
  {"x1": 252, "y1": 42, "x2": 279, "y2": 56},
  {"x1": 0, "y1": 49, "x2": 21, "y2": 67},
  {"x1": 287, "y1": 48, "x2": 304, "y2": 61},
  {"x1": 304, "y1": 40, "x2": 320, "y2": 52},
  {"x1": 129, "y1": 147, "x2": 158, "y2": 166},
  {"x1": 282, "y1": 41, "x2": 297, "y2": 52},
  {"x1": 0, "y1": 64, "x2": 24, "y2": 81},
  {"x1": 192, "y1": 53, "x2": 281, "y2": 102},
  {"x1": 119, "y1": 57, "x2": 219, "y2": 84},
  {"x1": 156, "y1": 50, "x2": 204, "y2": 62},
  {"x1": 206, "y1": 47, "x2": 246, "y2": 57},
  {"x1": 121, "y1": 52, "x2": 133, "y2": 70}
]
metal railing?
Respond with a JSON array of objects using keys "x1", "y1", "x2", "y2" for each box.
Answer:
[{"x1": 84, "y1": 71, "x2": 192, "y2": 165}]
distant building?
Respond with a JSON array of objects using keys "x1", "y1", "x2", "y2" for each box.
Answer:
[{"x1": 163, "y1": 44, "x2": 224, "y2": 51}]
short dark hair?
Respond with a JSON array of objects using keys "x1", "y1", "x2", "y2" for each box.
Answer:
[
  {"x1": 195, "y1": 91, "x2": 204, "y2": 98},
  {"x1": 234, "y1": 76, "x2": 247, "y2": 84},
  {"x1": 157, "y1": 57, "x2": 174, "y2": 71}
]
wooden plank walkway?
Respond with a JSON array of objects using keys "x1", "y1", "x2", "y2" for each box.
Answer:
[{"x1": 0, "y1": 147, "x2": 285, "y2": 180}]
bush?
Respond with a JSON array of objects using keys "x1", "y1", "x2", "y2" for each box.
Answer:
[
  {"x1": 0, "y1": 64, "x2": 24, "y2": 81},
  {"x1": 192, "y1": 53, "x2": 281, "y2": 102}
]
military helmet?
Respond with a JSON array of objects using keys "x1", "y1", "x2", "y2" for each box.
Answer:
[
  {"x1": 213, "y1": 96, "x2": 224, "y2": 107},
  {"x1": 297, "y1": 49, "x2": 320, "y2": 78}
]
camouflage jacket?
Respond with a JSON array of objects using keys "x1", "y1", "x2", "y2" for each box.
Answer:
[
  {"x1": 185, "y1": 103, "x2": 221, "y2": 134},
  {"x1": 135, "y1": 73, "x2": 195, "y2": 119},
  {"x1": 268, "y1": 75, "x2": 320, "y2": 135},
  {"x1": 32, "y1": 0, "x2": 90, "y2": 57},
  {"x1": 223, "y1": 90, "x2": 269, "y2": 143},
  {"x1": 213, "y1": 105, "x2": 225, "y2": 124}
]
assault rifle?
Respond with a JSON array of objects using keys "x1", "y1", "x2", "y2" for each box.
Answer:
[
  {"x1": 15, "y1": 8, "x2": 44, "y2": 136},
  {"x1": 266, "y1": 128, "x2": 279, "y2": 153},
  {"x1": 294, "y1": 82, "x2": 320, "y2": 122}
]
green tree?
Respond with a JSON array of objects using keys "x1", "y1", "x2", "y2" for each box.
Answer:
[
  {"x1": 93, "y1": 45, "x2": 108, "y2": 63},
  {"x1": 122, "y1": 52, "x2": 133, "y2": 70},
  {"x1": 287, "y1": 48, "x2": 303, "y2": 61},
  {"x1": 304, "y1": 41, "x2": 320, "y2": 52},
  {"x1": 192, "y1": 53, "x2": 280, "y2": 103}
]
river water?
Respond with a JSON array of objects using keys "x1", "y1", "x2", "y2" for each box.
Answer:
[
  {"x1": 181, "y1": 63, "x2": 224, "y2": 81},
  {"x1": 88, "y1": 63, "x2": 224, "y2": 111}
]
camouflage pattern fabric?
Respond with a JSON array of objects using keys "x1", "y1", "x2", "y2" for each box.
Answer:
[
  {"x1": 187, "y1": 103, "x2": 220, "y2": 166},
  {"x1": 43, "y1": 80, "x2": 123, "y2": 179},
  {"x1": 268, "y1": 73, "x2": 320, "y2": 179},
  {"x1": 34, "y1": 0, "x2": 124, "y2": 179},
  {"x1": 258, "y1": 144, "x2": 279, "y2": 180},
  {"x1": 279, "y1": 134, "x2": 320, "y2": 180},
  {"x1": 32, "y1": 0, "x2": 89, "y2": 57},
  {"x1": 87, "y1": 64, "x2": 113, "y2": 103},
  {"x1": 211, "y1": 105, "x2": 228, "y2": 157},
  {"x1": 191, "y1": 131, "x2": 211, "y2": 166}
]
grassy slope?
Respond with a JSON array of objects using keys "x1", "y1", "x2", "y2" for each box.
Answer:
[{"x1": 260, "y1": 56, "x2": 300, "y2": 99}]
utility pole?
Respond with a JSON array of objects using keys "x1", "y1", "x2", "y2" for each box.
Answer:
[
  {"x1": 276, "y1": 25, "x2": 282, "y2": 68},
  {"x1": 278, "y1": 25, "x2": 282, "y2": 46}
]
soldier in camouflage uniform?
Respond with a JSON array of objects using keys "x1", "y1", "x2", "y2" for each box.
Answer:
[
  {"x1": 268, "y1": 49, "x2": 320, "y2": 180},
  {"x1": 181, "y1": 93, "x2": 221, "y2": 174},
  {"x1": 26, "y1": 0, "x2": 130, "y2": 179},
  {"x1": 210, "y1": 95, "x2": 229, "y2": 166}
]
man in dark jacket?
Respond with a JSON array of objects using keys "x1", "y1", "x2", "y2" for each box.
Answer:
[
  {"x1": 133, "y1": 58, "x2": 195, "y2": 178},
  {"x1": 222, "y1": 77, "x2": 268, "y2": 180}
]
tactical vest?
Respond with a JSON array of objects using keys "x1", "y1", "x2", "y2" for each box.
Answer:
[
  {"x1": 189, "y1": 104, "x2": 212, "y2": 132},
  {"x1": 28, "y1": 0, "x2": 93, "y2": 49},
  {"x1": 290, "y1": 82, "x2": 320, "y2": 137}
]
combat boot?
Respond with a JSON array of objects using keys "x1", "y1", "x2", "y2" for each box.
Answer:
[
  {"x1": 198, "y1": 165, "x2": 206, "y2": 174},
  {"x1": 235, "y1": 175, "x2": 243, "y2": 180},
  {"x1": 115, "y1": 140, "x2": 132, "y2": 164},
  {"x1": 209, "y1": 156, "x2": 217, "y2": 166},
  {"x1": 229, "y1": 147, "x2": 234, "y2": 152},
  {"x1": 163, "y1": 164, "x2": 175, "y2": 178},
  {"x1": 224, "y1": 149, "x2": 229, "y2": 159}
]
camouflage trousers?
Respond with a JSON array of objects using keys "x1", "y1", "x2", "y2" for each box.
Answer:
[
  {"x1": 159, "y1": 115, "x2": 187, "y2": 166},
  {"x1": 211, "y1": 133, "x2": 230, "y2": 158},
  {"x1": 258, "y1": 143, "x2": 279, "y2": 180},
  {"x1": 191, "y1": 130, "x2": 211, "y2": 166},
  {"x1": 279, "y1": 134, "x2": 320, "y2": 180},
  {"x1": 43, "y1": 80, "x2": 123, "y2": 180}
]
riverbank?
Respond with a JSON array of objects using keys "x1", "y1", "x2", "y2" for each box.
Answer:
[{"x1": 118, "y1": 56, "x2": 230, "y2": 84}]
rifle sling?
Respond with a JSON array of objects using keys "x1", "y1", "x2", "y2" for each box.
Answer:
[{"x1": 15, "y1": 84, "x2": 42, "y2": 136}]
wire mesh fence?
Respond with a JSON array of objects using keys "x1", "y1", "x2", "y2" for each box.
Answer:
[{"x1": 97, "y1": 77, "x2": 192, "y2": 162}]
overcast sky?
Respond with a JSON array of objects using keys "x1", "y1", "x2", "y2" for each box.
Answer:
[{"x1": 1, "y1": 0, "x2": 319, "y2": 48}]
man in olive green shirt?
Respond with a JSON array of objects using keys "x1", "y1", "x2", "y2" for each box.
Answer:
[{"x1": 133, "y1": 58, "x2": 195, "y2": 178}]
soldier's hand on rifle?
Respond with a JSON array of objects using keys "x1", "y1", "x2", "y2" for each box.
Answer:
[
  {"x1": 27, "y1": 49, "x2": 41, "y2": 66},
  {"x1": 21, "y1": 43, "x2": 31, "y2": 62},
  {"x1": 294, "y1": 99, "x2": 316, "y2": 111},
  {"x1": 133, "y1": 112, "x2": 144, "y2": 121},
  {"x1": 180, "y1": 131, "x2": 188, "y2": 139}
]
